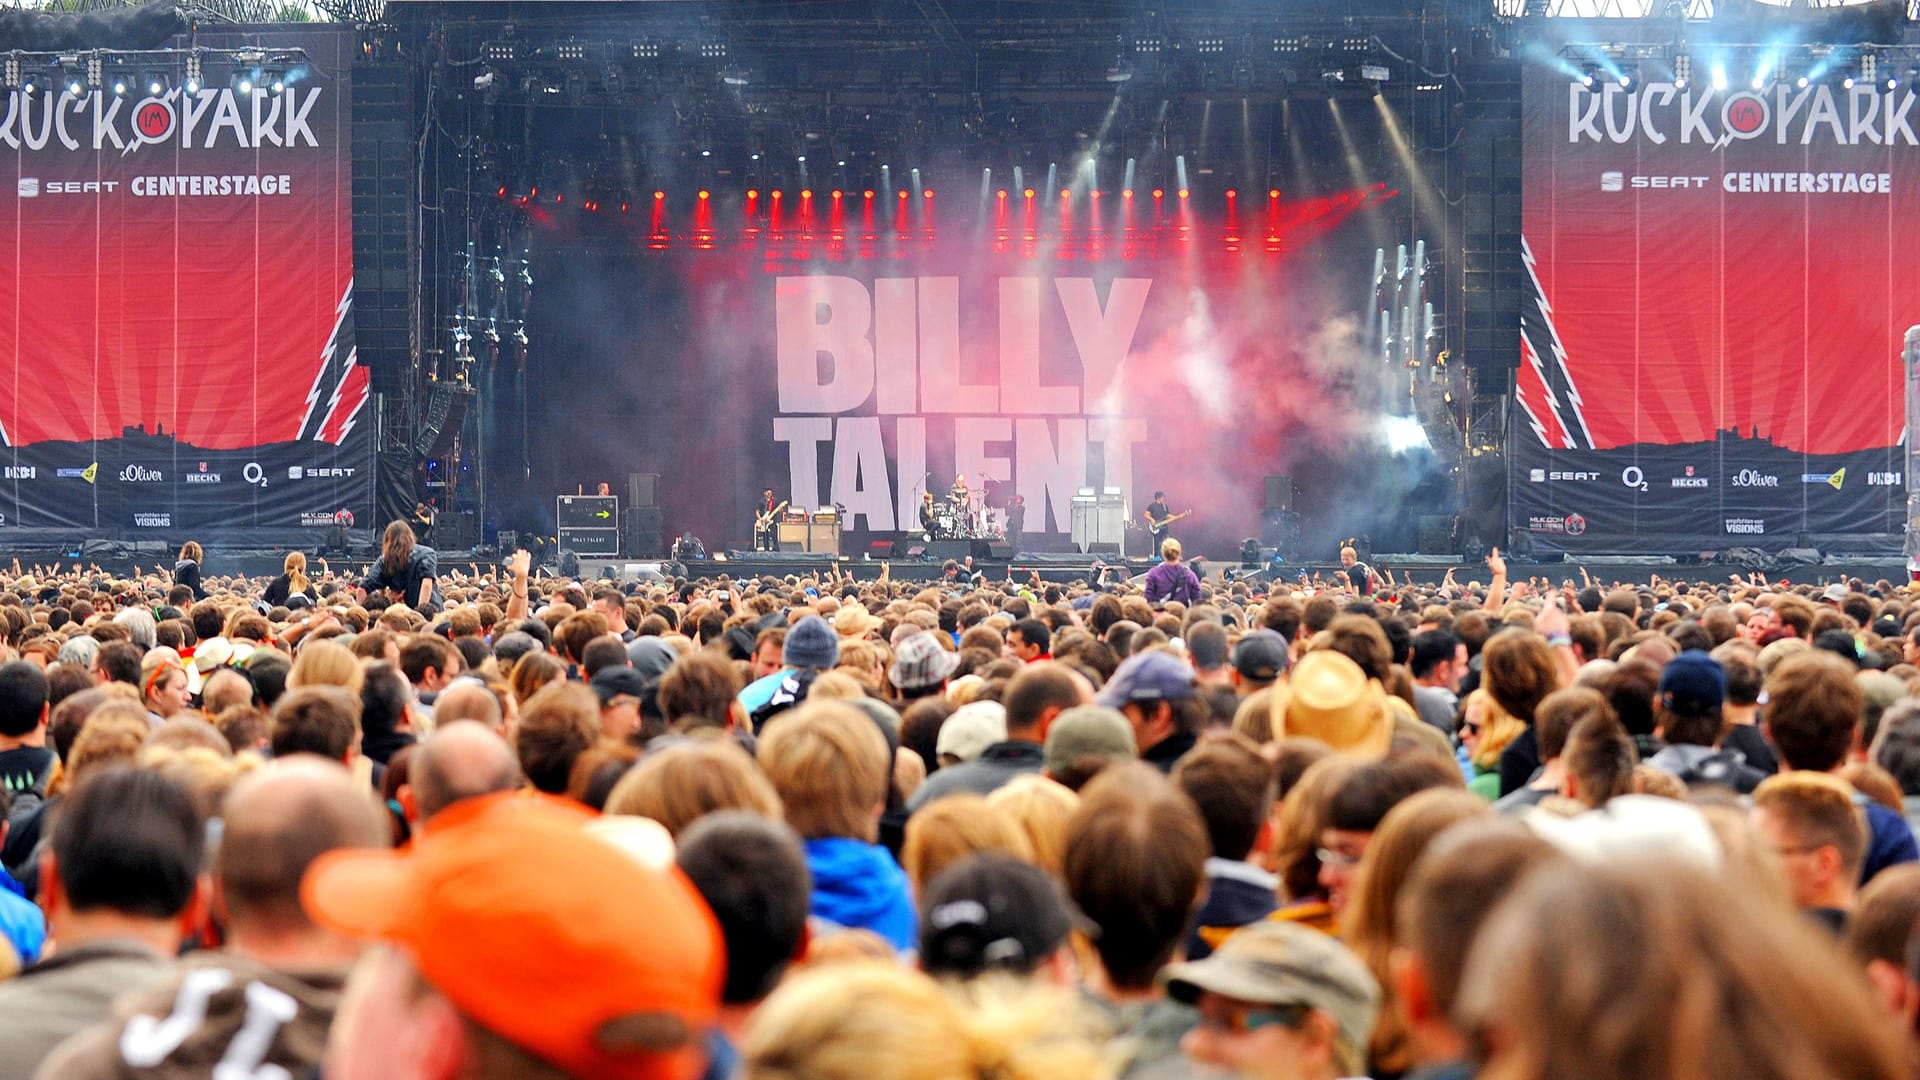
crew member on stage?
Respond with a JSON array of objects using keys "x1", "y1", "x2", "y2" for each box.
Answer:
[
  {"x1": 1340, "y1": 545, "x2": 1382, "y2": 596},
  {"x1": 411, "y1": 501, "x2": 436, "y2": 545},
  {"x1": 1005, "y1": 493, "x2": 1026, "y2": 555},
  {"x1": 596, "y1": 482, "x2": 612, "y2": 497},
  {"x1": 919, "y1": 492, "x2": 939, "y2": 539}
]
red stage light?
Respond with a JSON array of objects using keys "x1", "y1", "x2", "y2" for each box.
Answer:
[
  {"x1": 863, "y1": 189, "x2": 875, "y2": 199},
  {"x1": 772, "y1": 190, "x2": 783, "y2": 199},
  {"x1": 654, "y1": 190, "x2": 665, "y2": 200},
  {"x1": 1177, "y1": 188, "x2": 1189, "y2": 199},
  {"x1": 801, "y1": 189, "x2": 812, "y2": 199},
  {"x1": 496, "y1": 186, "x2": 505, "y2": 198},
  {"x1": 1269, "y1": 188, "x2": 1281, "y2": 199},
  {"x1": 620, "y1": 202, "x2": 628, "y2": 213},
  {"x1": 1226, "y1": 189, "x2": 1237, "y2": 199},
  {"x1": 1123, "y1": 189, "x2": 1134, "y2": 198},
  {"x1": 555, "y1": 193, "x2": 563, "y2": 203},
  {"x1": 997, "y1": 189, "x2": 1007, "y2": 199},
  {"x1": 832, "y1": 190, "x2": 843, "y2": 199},
  {"x1": 898, "y1": 190, "x2": 908, "y2": 199},
  {"x1": 1091, "y1": 190, "x2": 1101, "y2": 198},
  {"x1": 698, "y1": 190, "x2": 711, "y2": 200},
  {"x1": 1060, "y1": 188, "x2": 1070, "y2": 198},
  {"x1": 746, "y1": 189, "x2": 759, "y2": 199},
  {"x1": 529, "y1": 186, "x2": 538, "y2": 197}
]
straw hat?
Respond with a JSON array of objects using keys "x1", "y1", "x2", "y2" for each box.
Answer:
[{"x1": 1280, "y1": 651, "x2": 1392, "y2": 759}]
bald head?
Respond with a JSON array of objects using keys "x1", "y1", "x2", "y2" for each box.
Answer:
[
  {"x1": 430, "y1": 678, "x2": 503, "y2": 732},
  {"x1": 216, "y1": 756, "x2": 386, "y2": 934},
  {"x1": 411, "y1": 720, "x2": 521, "y2": 823}
]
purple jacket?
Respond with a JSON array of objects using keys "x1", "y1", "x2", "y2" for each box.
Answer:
[{"x1": 1143, "y1": 560, "x2": 1201, "y2": 605}]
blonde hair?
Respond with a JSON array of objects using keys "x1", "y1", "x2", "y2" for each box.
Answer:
[
  {"x1": 1467, "y1": 689, "x2": 1527, "y2": 772},
  {"x1": 1458, "y1": 858, "x2": 1909, "y2": 1080},
  {"x1": 743, "y1": 962, "x2": 1108, "y2": 1080},
  {"x1": 806, "y1": 671, "x2": 868, "y2": 702},
  {"x1": 901, "y1": 793, "x2": 1033, "y2": 895},
  {"x1": 139, "y1": 744, "x2": 261, "y2": 817},
  {"x1": 1342, "y1": 787, "x2": 1490, "y2": 1076},
  {"x1": 604, "y1": 739, "x2": 783, "y2": 837},
  {"x1": 287, "y1": 640, "x2": 366, "y2": 699},
  {"x1": 985, "y1": 775, "x2": 1079, "y2": 876},
  {"x1": 1161, "y1": 538, "x2": 1181, "y2": 561},
  {"x1": 283, "y1": 551, "x2": 309, "y2": 595},
  {"x1": 757, "y1": 702, "x2": 891, "y2": 841},
  {"x1": 66, "y1": 706, "x2": 154, "y2": 788}
]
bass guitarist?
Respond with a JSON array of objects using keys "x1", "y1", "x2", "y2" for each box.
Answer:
[
  {"x1": 1142, "y1": 490, "x2": 1191, "y2": 547},
  {"x1": 755, "y1": 488, "x2": 788, "y2": 552}
]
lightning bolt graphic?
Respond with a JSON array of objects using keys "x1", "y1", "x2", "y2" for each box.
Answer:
[
  {"x1": 1520, "y1": 235, "x2": 1595, "y2": 450},
  {"x1": 298, "y1": 281, "x2": 355, "y2": 442}
]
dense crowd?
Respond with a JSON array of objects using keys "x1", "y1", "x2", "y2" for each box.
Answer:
[{"x1": 0, "y1": 521, "x2": 1915, "y2": 1079}]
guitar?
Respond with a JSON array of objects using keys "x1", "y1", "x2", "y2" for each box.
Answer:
[
  {"x1": 1143, "y1": 509, "x2": 1192, "y2": 541},
  {"x1": 755, "y1": 500, "x2": 790, "y2": 531}
]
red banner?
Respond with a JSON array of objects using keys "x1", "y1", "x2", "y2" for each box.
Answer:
[
  {"x1": 0, "y1": 28, "x2": 369, "y2": 533},
  {"x1": 1513, "y1": 62, "x2": 1917, "y2": 551}
]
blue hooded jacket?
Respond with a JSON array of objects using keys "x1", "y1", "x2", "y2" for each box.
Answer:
[{"x1": 803, "y1": 837, "x2": 917, "y2": 953}]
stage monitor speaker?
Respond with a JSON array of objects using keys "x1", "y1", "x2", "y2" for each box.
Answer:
[
  {"x1": 777, "y1": 540, "x2": 805, "y2": 553},
  {"x1": 970, "y1": 539, "x2": 994, "y2": 561},
  {"x1": 1417, "y1": 516, "x2": 1456, "y2": 556},
  {"x1": 437, "y1": 511, "x2": 478, "y2": 550},
  {"x1": 1260, "y1": 510, "x2": 1301, "y2": 558},
  {"x1": 986, "y1": 542, "x2": 1013, "y2": 560},
  {"x1": 623, "y1": 507, "x2": 664, "y2": 558},
  {"x1": 1263, "y1": 475, "x2": 1294, "y2": 512},
  {"x1": 627, "y1": 472, "x2": 658, "y2": 508},
  {"x1": 1088, "y1": 542, "x2": 1121, "y2": 556},
  {"x1": 868, "y1": 540, "x2": 894, "y2": 558}
]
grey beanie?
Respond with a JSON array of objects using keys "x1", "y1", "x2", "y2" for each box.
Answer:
[{"x1": 783, "y1": 614, "x2": 840, "y2": 670}]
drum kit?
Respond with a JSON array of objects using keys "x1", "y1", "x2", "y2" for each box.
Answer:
[{"x1": 928, "y1": 474, "x2": 1012, "y2": 540}]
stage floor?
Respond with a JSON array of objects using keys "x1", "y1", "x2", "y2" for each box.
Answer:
[{"x1": 0, "y1": 542, "x2": 1902, "y2": 591}]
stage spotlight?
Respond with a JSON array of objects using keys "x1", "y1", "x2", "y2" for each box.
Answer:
[
  {"x1": 111, "y1": 77, "x2": 125, "y2": 96},
  {"x1": 1710, "y1": 64, "x2": 1727, "y2": 91},
  {"x1": 236, "y1": 74, "x2": 254, "y2": 95},
  {"x1": 146, "y1": 74, "x2": 166, "y2": 96}
]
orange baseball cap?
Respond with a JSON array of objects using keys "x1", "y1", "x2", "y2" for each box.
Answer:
[{"x1": 302, "y1": 792, "x2": 723, "y2": 1080}]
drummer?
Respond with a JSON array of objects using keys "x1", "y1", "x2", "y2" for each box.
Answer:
[{"x1": 948, "y1": 472, "x2": 971, "y2": 504}]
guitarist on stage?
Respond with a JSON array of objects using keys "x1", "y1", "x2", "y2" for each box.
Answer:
[
  {"x1": 755, "y1": 488, "x2": 788, "y2": 552},
  {"x1": 1142, "y1": 491, "x2": 1190, "y2": 547}
]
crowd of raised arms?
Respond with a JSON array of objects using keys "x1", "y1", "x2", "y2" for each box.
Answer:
[{"x1": 0, "y1": 521, "x2": 1915, "y2": 1079}]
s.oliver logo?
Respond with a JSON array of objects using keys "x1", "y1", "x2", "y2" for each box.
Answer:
[
  {"x1": 120, "y1": 465, "x2": 164, "y2": 482},
  {"x1": 1731, "y1": 469, "x2": 1779, "y2": 488}
]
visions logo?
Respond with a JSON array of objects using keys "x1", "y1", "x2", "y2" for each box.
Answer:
[
  {"x1": 1725, "y1": 518, "x2": 1766, "y2": 535},
  {"x1": 132, "y1": 512, "x2": 171, "y2": 528},
  {"x1": 1600, "y1": 171, "x2": 1624, "y2": 192}
]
